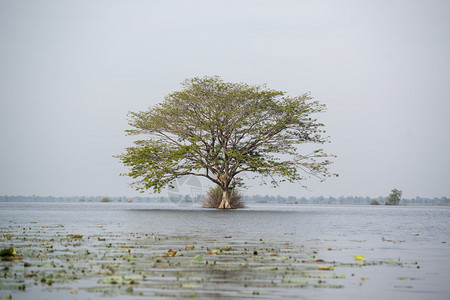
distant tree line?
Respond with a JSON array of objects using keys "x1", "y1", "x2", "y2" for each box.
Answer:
[
  {"x1": 243, "y1": 195, "x2": 449, "y2": 206},
  {"x1": 1, "y1": 194, "x2": 449, "y2": 206}
]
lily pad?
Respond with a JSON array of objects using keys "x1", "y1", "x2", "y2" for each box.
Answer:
[
  {"x1": 192, "y1": 255, "x2": 202, "y2": 262},
  {"x1": 69, "y1": 234, "x2": 83, "y2": 239},
  {"x1": 317, "y1": 265, "x2": 334, "y2": 271},
  {"x1": 0, "y1": 247, "x2": 17, "y2": 257},
  {"x1": 167, "y1": 249, "x2": 177, "y2": 257},
  {"x1": 354, "y1": 255, "x2": 366, "y2": 261}
]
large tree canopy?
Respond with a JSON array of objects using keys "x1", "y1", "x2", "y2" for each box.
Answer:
[{"x1": 117, "y1": 76, "x2": 335, "y2": 208}]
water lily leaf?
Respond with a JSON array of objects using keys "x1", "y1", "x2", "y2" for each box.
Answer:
[
  {"x1": 354, "y1": 255, "x2": 366, "y2": 261},
  {"x1": 317, "y1": 265, "x2": 334, "y2": 271},
  {"x1": 0, "y1": 247, "x2": 22, "y2": 261},
  {"x1": 69, "y1": 234, "x2": 83, "y2": 239},
  {"x1": 0, "y1": 247, "x2": 17, "y2": 257},
  {"x1": 192, "y1": 254, "x2": 202, "y2": 262},
  {"x1": 101, "y1": 275, "x2": 122, "y2": 284}
]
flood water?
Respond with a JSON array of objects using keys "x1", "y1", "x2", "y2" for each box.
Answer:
[{"x1": 1, "y1": 202, "x2": 449, "y2": 299}]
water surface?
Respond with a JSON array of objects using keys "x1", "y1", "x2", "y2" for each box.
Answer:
[{"x1": 0, "y1": 202, "x2": 449, "y2": 299}]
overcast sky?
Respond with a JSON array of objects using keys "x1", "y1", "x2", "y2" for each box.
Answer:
[{"x1": 1, "y1": 0, "x2": 449, "y2": 199}]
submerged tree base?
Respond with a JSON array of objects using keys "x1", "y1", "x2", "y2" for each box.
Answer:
[
  {"x1": 218, "y1": 201, "x2": 232, "y2": 209},
  {"x1": 201, "y1": 186, "x2": 245, "y2": 209}
]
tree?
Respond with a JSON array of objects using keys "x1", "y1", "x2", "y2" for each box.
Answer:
[
  {"x1": 100, "y1": 197, "x2": 112, "y2": 203},
  {"x1": 385, "y1": 188, "x2": 402, "y2": 206},
  {"x1": 117, "y1": 76, "x2": 336, "y2": 209}
]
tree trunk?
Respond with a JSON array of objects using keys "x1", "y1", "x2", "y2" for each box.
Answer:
[{"x1": 218, "y1": 189, "x2": 232, "y2": 209}]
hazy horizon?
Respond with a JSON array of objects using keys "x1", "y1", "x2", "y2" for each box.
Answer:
[{"x1": 1, "y1": 0, "x2": 449, "y2": 199}]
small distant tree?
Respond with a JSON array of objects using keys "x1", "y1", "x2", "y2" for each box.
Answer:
[
  {"x1": 370, "y1": 199, "x2": 380, "y2": 205},
  {"x1": 100, "y1": 197, "x2": 112, "y2": 203},
  {"x1": 385, "y1": 189, "x2": 402, "y2": 206},
  {"x1": 117, "y1": 76, "x2": 336, "y2": 209}
]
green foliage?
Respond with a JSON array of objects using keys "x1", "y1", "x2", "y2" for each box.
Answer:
[
  {"x1": 385, "y1": 188, "x2": 402, "y2": 206},
  {"x1": 116, "y1": 76, "x2": 336, "y2": 196}
]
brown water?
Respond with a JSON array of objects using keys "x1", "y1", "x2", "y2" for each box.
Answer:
[{"x1": 1, "y1": 202, "x2": 449, "y2": 299}]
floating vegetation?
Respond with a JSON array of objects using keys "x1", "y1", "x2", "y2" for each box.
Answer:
[
  {"x1": 354, "y1": 254, "x2": 366, "y2": 261},
  {"x1": 317, "y1": 265, "x2": 334, "y2": 271},
  {"x1": 0, "y1": 222, "x2": 421, "y2": 298},
  {"x1": 0, "y1": 247, "x2": 22, "y2": 261}
]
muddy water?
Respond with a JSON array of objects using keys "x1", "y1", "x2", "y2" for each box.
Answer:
[{"x1": 0, "y1": 202, "x2": 449, "y2": 299}]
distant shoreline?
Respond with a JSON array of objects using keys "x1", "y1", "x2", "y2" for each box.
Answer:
[{"x1": 1, "y1": 195, "x2": 449, "y2": 206}]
